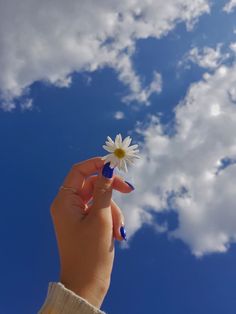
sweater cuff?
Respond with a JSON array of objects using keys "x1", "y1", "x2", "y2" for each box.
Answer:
[{"x1": 38, "y1": 282, "x2": 106, "y2": 314}]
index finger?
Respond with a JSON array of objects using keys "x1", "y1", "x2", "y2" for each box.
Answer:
[{"x1": 62, "y1": 157, "x2": 105, "y2": 194}]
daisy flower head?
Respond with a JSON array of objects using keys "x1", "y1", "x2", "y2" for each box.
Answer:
[{"x1": 102, "y1": 134, "x2": 140, "y2": 172}]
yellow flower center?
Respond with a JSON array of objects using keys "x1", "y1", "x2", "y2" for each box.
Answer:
[{"x1": 114, "y1": 148, "x2": 126, "y2": 159}]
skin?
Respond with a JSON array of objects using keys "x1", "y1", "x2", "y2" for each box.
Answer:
[{"x1": 50, "y1": 157, "x2": 133, "y2": 308}]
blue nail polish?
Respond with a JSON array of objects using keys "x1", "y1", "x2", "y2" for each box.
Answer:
[
  {"x1": 102, "y1": 162, "x2": 114, "y2": 178},
  {"x1": 125, "y1": 181, "x2": 135, "y2": 190},
  {"x1": 120, "y1": 226, "x2": 127, "y2": 241}
]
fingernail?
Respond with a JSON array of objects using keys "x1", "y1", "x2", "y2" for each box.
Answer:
[
  {"x1": 120, "y1": 226, "x2": 127, "y2": 241},
  {"x1": 102, "y1": 162, "x2": 114, "y2": 178},
  {"x1": 125, "y1": 181, "x2": 135, "y2": 190}
]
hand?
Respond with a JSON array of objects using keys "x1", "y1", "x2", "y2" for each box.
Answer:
[{"x1": 50, "y1": 157, "x2": 133, "y2": 308}]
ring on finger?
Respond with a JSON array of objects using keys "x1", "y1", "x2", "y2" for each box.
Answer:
[{"x1": 59, "y1": 185, "x2": 79, "y2": 194}]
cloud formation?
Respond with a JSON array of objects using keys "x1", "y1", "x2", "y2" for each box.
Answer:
[
  {"x1": 0, "y1": 0, "x2": 210, "y2": 110},
  {"x1": 230, "y1": 42, "x2": 236, "y2": 54},
  {"x1": 114, "y1": 111, "x2": 125, "y2": 120},
  {"x1": 115, "y1": 62, "x2": 236, "y2": 256},
  {"x1": 223, "y1": 0, "x2": 236, "y2": 13},
  {"x1": 183, "y1": 44, "x2": 229, "y2": 70}
]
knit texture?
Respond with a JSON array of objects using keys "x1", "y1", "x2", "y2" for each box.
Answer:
[{"x1": 38, "y1": 282, "x2": 106, "y2": 314}]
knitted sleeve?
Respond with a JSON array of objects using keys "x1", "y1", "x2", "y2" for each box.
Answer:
[{"x1": 38, "y1": 282, "x2": 106, "y2": 314}]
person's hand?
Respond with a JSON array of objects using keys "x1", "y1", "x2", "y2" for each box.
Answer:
[{"x1": 50, "y1": 157, "x2": 134, "y2": 308}]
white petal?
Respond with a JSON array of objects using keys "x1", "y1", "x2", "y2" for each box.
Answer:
[
  {"x1": 114, "y1": 135, "x2": 119, "y2": 146},
  {"x1": 126, "y1": 149, "x2": 139, "y2": 155},
  {"x1": 123, "y1": 160, "x2": 128, "y2": 172},
  {"x1": 126, "y1": 153, "x2": 140, "y2": 159},
  {"x1": 122, "y1": 136, "x2": 132, "y2": 148},
  {"x1": 126, "y1": 159, "x2": 135, "y2": 166},
  {"x1": 119, "y1": 159, "x2": 128, "y2": 172},
  {"x1": 102, "y1": 145, "x2": 115, "y2": 153},
  {"x1": 126, "y1": 153, "x2": 138, "y2": 157},
  {"x1": 105, "y1": 140, "x2": 115, "y2": 147},
  {"x1": 115, "y1": 133, "x2": 122, "y2": 148},
  {"x1": 128, "y1": 154, "x2": 141, "y2": 160},
  {"x1": 107, "y1": 136, "x2": 115, "y2": 145},
  {"x1": 126, "y1": 144, "x2": 138, "y2": 151},
  {"x1": 102, "y1": 153, "x2": 113, "y2": 162},
  {"x1": 110, "y1": 159, "x2": 117, "y2": 168},
  {"x1": 125, "y1": 156, "x2": 136, "y2": 165},
  {"x1": 106, "y1": 155, "x2": 117, "y2": 166},
  {"x1": 109, "y1": 155, "x2": 120, "y2": 168},
  {"x1": 117, "y1": 160, "x2": 122, "y2": 171}
]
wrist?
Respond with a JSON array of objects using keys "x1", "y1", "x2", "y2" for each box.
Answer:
[{"x1": 60, "y1": 276, "x2": 110, "y2": 308}]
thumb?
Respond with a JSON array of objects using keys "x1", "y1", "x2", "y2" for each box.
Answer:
[{"x1": 91, "y1": 162, "x2": 114, "y2": 212}]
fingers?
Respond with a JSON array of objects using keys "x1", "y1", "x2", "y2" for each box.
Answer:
[
  {"x1": 61, "y1": 156, "x2": 134, "y2": 203},
  {"x1": 113, "y1": 177, "x2": 134, "y2": 193},
  {"x1": 82, "y1": 174, "x2": 134, "y2": 203},
  {"x1": 90, "y1": 170, "x2": 114, "y2": 213},
  {"x1": 111, "y1": 199, "x2": 125, "y2": 241},
  {"x1": 62, "y1": 157, "x2": 104, "y2": 194},
  {"x1": 59, "y1": 158, "x2": 130, "y2": 240},
  {"x1": 52, "y1": 189, "x2": 88, "y2": 221},
  {"x1": 85, "y1": 198, "x2": 126, "y2": 241}
]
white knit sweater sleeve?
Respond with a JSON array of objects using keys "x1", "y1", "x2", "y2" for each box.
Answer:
[{"x1": 38, "y1": 282, "x2": 106, "y2": 314}]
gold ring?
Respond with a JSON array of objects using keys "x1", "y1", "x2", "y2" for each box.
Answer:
[{"x1": 59, "y1": 185, "x2": 78, "y2": 194}]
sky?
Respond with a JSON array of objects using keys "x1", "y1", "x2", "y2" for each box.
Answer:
[{"x1": 1, "y1": 0, "x2": 236, "y2": 313}]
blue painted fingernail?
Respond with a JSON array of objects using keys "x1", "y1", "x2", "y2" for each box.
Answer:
[
  {"x1": 125, "y1": 181, "x2": 135, "y2": 190},
  {"x1": 120, "y1": 226, "x2": 127, "y2": 241},
  {"x1": 102, "y1": 162, "x2": 114, "y2": 178}
]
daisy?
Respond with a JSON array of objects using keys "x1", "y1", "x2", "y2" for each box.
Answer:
[{"x1": 102, "y1": 134, "x2": 140, "y2": 172}]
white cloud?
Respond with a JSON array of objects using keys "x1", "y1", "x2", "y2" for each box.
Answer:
[
  {"x1": 121, "y1": 69, "x2": 163, "y2": 105},
  {"x1": 182, "y1": 44, "x2": 229, "y2": 70},
  {"x1": 223, "y1": 0, "x2": 236, "y2": 13},
  {"x1": 114, "y1": 63, "x2": 236, "y2": 256},
  {"x1": 20, "y1": 98, "x2": 33, "y2": 111},
  {"x1": 114, "y1": 111, "x2": 125, "y2": 120},
  {"x1": 230, "y1": 42, "x2": 236, "y2": 54},
  {"x1": 0, "y1": 101, "x2": 16, "y2": 112},
  {"x1": 0, "y1": 0, "x2": 210, "y2": 109}
]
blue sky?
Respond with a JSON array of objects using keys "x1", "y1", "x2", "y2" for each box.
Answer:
[{"x1": 1, "y1": 0, "x2": 236, "y2": 313}]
